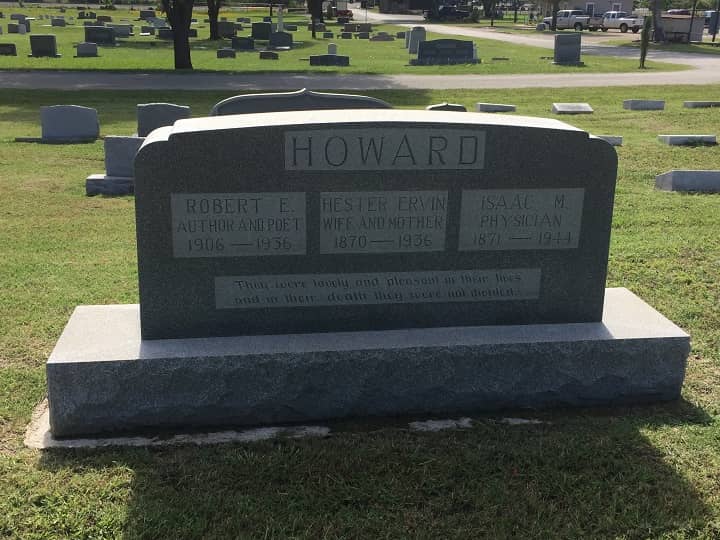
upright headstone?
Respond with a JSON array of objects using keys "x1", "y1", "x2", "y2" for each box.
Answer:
[
  {"x1": 217, "y1": 47, "x2": 236, "y2": 58},
  {"x1": 139, "y1": 9, "x2": 156, "y2": 20},
  {"x1": 553, "y1": 33, "x2": 582, "y2": 65},
  {"x1": 413, "y1": 39, "x2": 476, "y2": 65},
  {"x1": 86, "y1": 135, "x2": 145, "y2": 196},
  {"x1": 259, "y1": 50, "x2": 278, "y2": 60},
  {"x1": 29, "y1": 35, "x2": 61, "y2": 57},
  {"x1": 106, "y1": 23, "x2": 133, "y2": 38},
  {"x1": 408, "y1": 26, "x2": 426, "y2": 54},
  {"x1": 251, "y1": 22, "x2": 272, "y2": 40},
  {"x1": 40, "y1": 105, "x2": 99, "y2": 142},
  {"x1": 137, "y1": 103, "x2": 191, "y2": 137},
  {"x1": 328, "y1": 42, "x2": 337, "y2": 55},
  {"x1": 51, "y1": 18, "x2": 67, "y2": 27},
  {"x1": 268, "y1": 31, "x2": 292, "y2": 49},
  {"x1": 217, "y1": 20, "x2": 236, "y2": 38},
  {"x1": 46, "y1": 109, "x2": 690, "y2": 438},
  {"x1": 0, "y1": 43, "x2": 17, "y2": 55},
  {"x1": 17, "y1": 23, "x2": 27, "y2": 35},
  {"x1": 309, "y1": 54, "x2": 350, "y2": 66},
  {"x1": 210, "y1": 88, "x2": 391, "y2": 116},
  {"x1": 157, "y1": 28, "x2": 173, "y2": 40},
  {"x1": 231, "y1": 36, "x2": 254, "y2": 50},
  {"x1": 75, "y1": 42, "x2": 99, "y2": 57},
  {"x1": 85, "y1": 26, "x2": 116, "y2": 45}
]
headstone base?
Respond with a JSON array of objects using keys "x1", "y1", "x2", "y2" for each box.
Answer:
[
  {"x1": 85, "y1": 174, "x2": 134, "y2": 196},
  {"x1": 47, "y1": 288, "x2": 689, "y2": 438}
]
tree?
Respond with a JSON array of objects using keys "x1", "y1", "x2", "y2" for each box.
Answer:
[
  {"x1": 162, "y1": 0, "x2": 195, "y2": 69},
  {"x1": 207, "y1": 0, "x2": 222, "y2": 40},
  {"x1": 549, "y1": 0, "x2": 560, "y2": 30},
  {"x1": 639, "y1": 14, "x2": 651, "y2": 68},
  {"x1": 307, "y1": 0, "x2": 323, "y2": 38},
  {"x1": 481, "y1": 0, "x2": 496, "y2": 19},
  {"x1": 650, "y1": 0, "x2": 666, "y2": 41}
]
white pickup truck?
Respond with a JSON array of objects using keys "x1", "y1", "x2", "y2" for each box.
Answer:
[
  {"x1": 598, "y1": 11, "x2": 644, "y2": 32},
  {"x1": 543, "y1": 9, "x2": 591, "y2": 30}
]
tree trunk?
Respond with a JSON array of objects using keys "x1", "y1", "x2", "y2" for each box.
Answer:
[
  {"x1": 650, "y1": 0, "x2": 665, "y2": 42},
  {"x1": 550, "y1": 0, "x2": 559, "y2": 30},
  {"x1": 163, "y1": 0, "x2": 194, "y2": 69},
  {"x1": 208, "y1": 0, "x2": 220, "y2": 40}
]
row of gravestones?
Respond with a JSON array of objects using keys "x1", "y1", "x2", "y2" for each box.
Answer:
[{"x1": 403, "y1": 26, "x2": 478, "y2": 66}]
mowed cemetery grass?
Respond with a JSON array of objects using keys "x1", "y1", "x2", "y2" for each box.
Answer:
[
  {"x1": 1, "y1": 84, "x2": 720, "y2": 538},
  {"x1": 0, "y1": 6, "x2": 684, "y2": 73}
]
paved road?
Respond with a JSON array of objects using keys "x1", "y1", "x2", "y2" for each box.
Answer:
[{"x1": 1, "y1": 8, "x2": 719, "y2": 90}]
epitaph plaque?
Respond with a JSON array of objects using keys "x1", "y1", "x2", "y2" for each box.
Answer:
[{"x1": 135, "y1": 111, "x2": 617, "y2": 339}]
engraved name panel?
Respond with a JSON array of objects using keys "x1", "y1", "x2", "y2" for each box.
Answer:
[
  {"x1": 285, "y1": 128, "x2": 486, "y2": 171},
  {"x1": 459, "y1": 188, "x2": 585, "y2": 251},
  {"x1": 215, "y1": 269, "x2": 541, "y2": 309},
  {"x1": 171, "y1": 192, "x2": 306, "y2": 258},
  {"x1": 320, "y1": 191, "x2": 448, "y2": 254}
]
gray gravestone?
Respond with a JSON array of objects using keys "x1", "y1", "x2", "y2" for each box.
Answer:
[
  {"x1": 76, "y1": 42, "x2": 98, "y2": 57},
  {"x1": 259, "y1": 50, "x2": 279, "y2": 60},
  {"x1": 426, "y1": 102, "x2": 467, "y2": 112},
  {"x1": 356, "y1": 31, "x2": 370, "y2": 39},
  {"x1": 552, "y1": 103, "x2": 594, "y2": 114},
  {"x1": 8, "y1": 23, "x2": 19, "y2": 34},
  {"x1": 157, "y1": 28, "x2": 173, "y2": 40},
  {"x1": 217, "y1": 47, "x2": 236, "y2": 58},
  {"x1": 106, "y1": 23, "x2": 133, "y2": 38},
  {"x1": 344, "y1": 23, "x2": 359, "y2": 32},
  {"x1": 139, "y1": 9, "x2": 156, "y2": 20},
  {"x1": 251, "y1": 22, "x2": 272, "y2": 40},
  {"x1": 210, "y1": 88, "x2": 391, "y2": 116},
  {"x1": 397, "y1": 31, "x2": 405, "y2": 39},
  {"x1": 327, "y1": 42, "x2": 337, "y2": 55},
  {"x1": 51, "y1": 17, "x2": 66, "y2": 27},
  {"x1": 188, "y1": 28, "x2": 197, "y2": 38},
  {"x1": 553, "y1": 33, "x2": 582, "y2": 65},
  {"x1": 231, "y1": 36, "x2": 254, "y2": 50},
  {"x1": 683, "y1": 101, "x2": 720, "y2": 108},
  {"x1": 657, "y1": 134, "x2": 716, "y2": 145},
  {"x1": 341, "y1": 32, "x2": 352, "y2": 39},
  {"x1": 85, "y1": 26, "x2": 116, "y2": 45},
  {"x1": 137, "y1": 103, "x2": 191, "y2": 137},
  {"x1": 370, "y1": 32, "x2": 394, "y2": 41},
  {"x1": 309, "y1": 54, "x2": 350, "y2": 66},
  {"x1": 623, "y1": 99, "x2": 665, "y2": 110},
  {"x1": 285, "y1": 24, "x2": 298, "y2": 31},
  {"x1": 413, "y1": 39, "x2": 476, "y2": 65},
  {"x1": 655, "y1": 170, "x2": 720, "y2": 192},
  {"x1": 408, "y1": 26, "x2": 426, "y2": 54},
  {"x1": 17, "y1": 23, "x2": 26, "y2": 35},
  {"x1": 217, "y1": 20, "x2": 236, "y2": 38},
  {"x1": 595, "y1": 135, "x2": 623, "y2": 146},
  {"x1": 96, "y1": 15, "x2": 112, "y2": 23},
  {"x1": 358, "y1": 23, "x2": 372, "y2": 32},
  {"x1": 268, "y1": 31, "x2": 292, "y2": 49},
  {"x1": 104, "y1": 135, "x2": 145, "y2": 177},
  {"x1": 476, "y1": 103, "x2": 516, "y2": 113},
  {"x1": 140, "y1": 26, "x2": 155, "y2": 35},
  {"x1": 0, "y1": 43, "x2": 17, "y2": 55},
  {"x1": 405, "y1": 29, "x2": 411, "y2": 48},
  {"x1": 30, "y1": 35, "x2": 61, "y2": 57},
  {"x1": 45, "y1": 109, "x2": 690, "y2": 437},
  {"x1": 40, "y1": 105, "x2": 99, "y2": 142}
]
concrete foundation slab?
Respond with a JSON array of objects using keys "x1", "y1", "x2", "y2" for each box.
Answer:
[
  {"x1": 46, "y1": 288, "x2": 689, "y2": 438},
  {"x1": 85, "y1": 173, "x2": 133, "y2": 196}
]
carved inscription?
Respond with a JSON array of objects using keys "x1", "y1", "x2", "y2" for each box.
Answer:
[
  {"x1": 215, "y1": 269, "x2": 540, "y2": 309},
  {"x1": 459, "y1": 188, "x2": 584, "y2": 250},
  {"x1": 285, "y1": 128, "x2": 485, "y2": 171},
  {"x1": 171, "y1": 192, "x2": 306, "y2": 257},
  {"x1": 320, "y1": 191, "x2": 448, "y2": 254}
]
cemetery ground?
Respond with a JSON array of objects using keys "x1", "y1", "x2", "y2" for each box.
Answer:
[
  {"x1": 1, "y1": 84, "x2": 719, "y2": 538},
  {"x1": 0, "y1": 6, "x2": 682, "y2": 74}
]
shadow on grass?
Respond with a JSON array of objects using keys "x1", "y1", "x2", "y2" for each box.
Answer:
[{"x1": 36, "y1": 400, "x2": 714, "y2": 538}]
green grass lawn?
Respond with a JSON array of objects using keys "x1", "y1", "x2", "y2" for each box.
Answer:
[
  {"x1": 1, "y1": 84, "x2": 720, "y2": 538},
  {"x1": 0, "y1": 6, "x2": 683, "y2": 73}
]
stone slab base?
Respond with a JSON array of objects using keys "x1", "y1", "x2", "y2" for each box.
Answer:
[
  {"x1": 46, "y1": 288, "x2": 690, "y2": 438},
  {"x1": 657, "y1": 134, "x2": 717, "y2": 146},
  {"x1": 655, "y1": 169, "x2": 720, "y2": 192},
  {"x1": 85, "y1": 174, "x2": 134, "y2": 196}
]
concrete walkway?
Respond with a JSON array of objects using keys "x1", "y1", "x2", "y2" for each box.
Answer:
[{"x1": 1, "y1": 8, "x2": 720, "y2": 91}]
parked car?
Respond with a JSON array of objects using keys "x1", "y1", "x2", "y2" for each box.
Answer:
[
  {"x1": 598, "y1": 11, "x2": 644, "y2": 33},
  {"x1": 423, "y1": 5, "x2": 470, "y2": 21},
  {"x1": 666, "y1": 8, "x2": 691, "y2": 15},
  {"x1": 542, "y1": 9, "x2": 591, "y2": 30}
]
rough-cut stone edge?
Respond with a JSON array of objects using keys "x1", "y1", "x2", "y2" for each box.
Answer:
[
  {"x1": 25, "y1": 400, "x2": 330, "y2": 449},
  {"x1": 46, "y1": 288, "x2": 690, "y2": 438}
]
